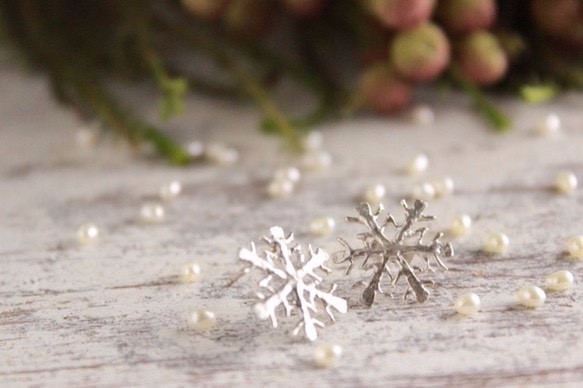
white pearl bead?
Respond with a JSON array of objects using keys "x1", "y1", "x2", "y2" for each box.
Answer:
[
  {"x1": 516, "y1": 285, "x2": 546, "y2": 308},
  {"x1": 363, "y1": 184, "x2": 386, "y2": 203},
  {"x1": 159, "y1": 180, "x2": 182, "y2": 200},
  {"x1": 411, "y1": 182, "x2": 435, "y2": 201},
  {"x1": 483, "y1": 232, "x2": 509, "y2": 254},
  {"x1": 313, "y1": 344, "x2": 342, "y2": 368},
  {"x1": 186, "y1": 140, "x2": 205, "y2": 159},
  {"x1": 267, "y1": 179, "x2": 295, "y2": 198},
  {"x1": 76, "y1": 128, "x2": 98, "y2": 148},
  {"x1": 536, "y1": 113, "x2": 561, "y2": 136},
  {"x1": 450, "y1": 214, "x2": 472, "y2": 236},
  {"x1": 274, "y1": 167, "x2": 301, "y2": 184},
  {"x1": 454, "y1": 292, "x2": 481, "y2": 316},
  {"x1": 302, "y1": 131, "x2": 323, "y2": 150},
  {"x1": 187, "y1": 310, "x2": 217, "y2": 331},
  {"x1": 181, "y1": 262, "x2": 201, "y2": 283},
  {"x1": 76, "y1": 223, "x2": 99, "y2": 244},
  {"x1": 301, "y1": 150, "x2": 332, "y2": 171},
  {"x1": 545, "y1": 270, "x2": 574, "y2": 291},
  {"x1": 566, "y1": 235, "x2": 583, "y2": 258},
  {"x1": 555, "y1": 171, "x2": 577, "y2": 194},
  {"x1": 205, "y1": 143, "x2": 239, "y2": 165},
  {"x1": 410, "y1": 104, "x2": 435, "y2": 126},
  {"x1": 432, "y1": 176, "x2": 455, "y2": 197},
  {"x1": 407, "y1": 153, "x2": 429, "y2": 174},
  {"x1": 140, "y1": 204, "x2": 165, "y2": 223},
  {"x1": 309, "y1": 217, "x2": 335, "y2": 236}
]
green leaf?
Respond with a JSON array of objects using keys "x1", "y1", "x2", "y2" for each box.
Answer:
[{"x1": 520, "y1": 84, "x2": 558, "y2": 103}]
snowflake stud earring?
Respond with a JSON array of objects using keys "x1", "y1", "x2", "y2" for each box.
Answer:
[
  {"x1": 232, "y1": 226, "x2": 347, "y2": 341},
  {"x1": 334, "y1": 199, "x2": 453, "y2": 307}
]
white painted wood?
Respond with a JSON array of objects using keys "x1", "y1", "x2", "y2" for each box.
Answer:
[{"x1": 1, "y1": 54, "x2": 582, "y2": 387}]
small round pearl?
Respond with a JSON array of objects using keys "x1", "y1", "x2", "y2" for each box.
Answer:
[
  {"x1": 76, "y1": 128, "x2": 98, "y2": 148},
  {"x1": 159, "y1": 180, "x2": 182, "y2": 200},
  {"x1": 274, "y1": 167, "x2": 301, "y2": 184},
  {"x1": 410, "y1": 104, "x2": 435, "y2": 126},
  {"x1": 313, "y1": 344, "x2": 342, "y2": 368},
  {"x1": 450, "y1": 214, "x2": 472, "y2": 236},
  {"x1": 181, "y1": 262, "x2": 201, "y2": 283},
  {"x1": 554, "y1": 171, "x2": 577, "y2": 194},
  {"x1": 309, "y1": 217, "x2": 335, "y2": 236},
  {"x1": 516, "y1": 285, "x2": 546, "y2": 308},
  {"x1": 483, "y1": 232, "x2": 509, "y2": 254},
  {"x1": 187, "y1": 310, "x2": 217, "y2": 331},
  {"x1": 545, "y1": 270, "x2": 575, "y2": 291},
  {"x1": 363, "y1": 184, "x2": 386, "y2": 203},
  {"x1": 566, "y1": 235, "x2": 583, "y2": 258},
  {"x1": 302, "y1": 131, "x2": 323, "y2": 150},
  {"x1": 206, "y1": 143, "x2": 239, "y2": 165},
  {"x1": 536, "y1": 114, "x2": 561, "y2": 136},
  {"x1": 140, "y1": 204, "x2": 165, "y2": 223},
  {"x1": 407, "y1": 153, "x2": 429, "y2": 174},
  {"x1": 76, "y1": 223, "x2": 99, "y2": 244},
  {"x1": 186, "y1": 140, "x2": 205, "y2": 159},
  {"x1": 267, "y1": 179, "x2": 294, "y2": 198},
  {"x1": 432, "y1": 177, "x2": 455, "y2": 197},
  {"x1": 454, "y1": 292, "x2": 481, "y2": 316},
  {"x1": 301, "y1": 150, "x2": 332, "y2": 171},
  {"x1": 411, "y1": 182, "x2": 435, "y2": 201}
]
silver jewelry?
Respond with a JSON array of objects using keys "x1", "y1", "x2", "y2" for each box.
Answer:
[
  {"x1": 232, "y1": 226, "x2": 347, "y2": 341},
  {"x1": 334, "y1": 199, "x2": 453, "y2": 307}
]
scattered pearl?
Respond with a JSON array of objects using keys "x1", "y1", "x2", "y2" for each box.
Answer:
[
  {"x1": 187, "y1": 310, "x2": 217, "y2": 331},
  {"x1": 555, "y1": 171, "x2": 577, "y2": 194},
  {"x1": 267, "y1": 179, "x2": 295, "y2": 198},
  {"x1": 181, "y1": 262, "x2": 201, "y2": 283},
  {"x1": 206, "y1": 143, "x2": 239, "y2": 165},
  {"x1": 407, "y1": 153, "x2": 429, "y2": 174},
  {"x1": 411, "y1": 182, "x2": 435, "y2": 201},
  {"x1": 432, "y1": 176, "x2": 455, "y2": 197},
  {"x1": 450, "y1": 214, "x2": 472, "y2": 237},
  {"x1": 516, "y1": 285, "x2": 546, "y2": 308},
  {"x1": 313, "y1": 344, "x2": 342, "y2": 368},
  {"x1": 410, "y1": 104, "x2": 435, "y2": 126},
  {"x1": 76, "y1": 223, "x2": 99, "y2": 244},
  {"x1": 140, "y1": 203, "x2": 165, "y2": 223},
  {"x1": 302, "y1": 131, "x2": 323, "y2": 150},
  {"x1": 536, "y1": 113, "x2": 561, "y2": 136},
  {"x1": 483, "y1": 232, "x2": 509, "y2": 254},
  {"x1": 363, "y1": 184, "x2": 386, "y2": 203},
  {"x1": 309, "y1": 217, "x2": 336, "y2": 236},
  {"x1": 454, "y1": 292, "x2": 481, "y2": 316},
  {"x1": 566, "y1": 235, "x2": 583, "y2": 258},
  {"x1": 76, "y1": 128, "x2": 98, "y2": 148},
  {"x1": 186, "y1": 140, "x2": 205, "y2": 159},
  {"x1": 545, "y1": 270, "x2": 574, "y2": 291},
  {"x1": 301, "y1": 150, "x2": 332, "y2": 171},
  {"x1": 159, "y1": 180, "x2": 182, "y2": 200},
  {"x1": 274, "y1": 167, "x2": 301, "y2": 184}
]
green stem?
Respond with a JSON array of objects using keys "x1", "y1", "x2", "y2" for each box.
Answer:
[{"x1": 451, "y1": 68, "x2": 511, "y2": 132}]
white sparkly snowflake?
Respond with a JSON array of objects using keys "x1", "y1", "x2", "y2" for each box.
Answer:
[
  {"x1": 236, "y1": 226, "x2": 347, "y2": 341},
  {"x1": 334, "y1": 199, "x2": 453, "y2": 306}
]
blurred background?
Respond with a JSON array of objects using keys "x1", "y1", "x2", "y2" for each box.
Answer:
[{"x1": 0, "y1": 0, "x2": 581, "y2": 163}]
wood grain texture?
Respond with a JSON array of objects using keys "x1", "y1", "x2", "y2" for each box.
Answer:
[{"x1": 1, "y1": 54, "x2": 583, "y2": 387}]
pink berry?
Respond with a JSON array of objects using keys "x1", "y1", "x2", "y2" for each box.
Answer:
[
  {"x1": 456, "y1": 30, "x2": 508, "y2": 85},
  {"x1": 359, "y1": 64, "x2": 412, "y2": 114},
  {"x1": 531, "y1": 0, "x2": 583, "y2": 47},
  {"x1": 368, "y1": 0, "x2": 436, "y2": 30},
  {"x1": 437, "y1": 0, "x2": 496, "y2": 33},
  {"x1": 390, "y1": 22, "x2": 451, "y2": 81}
]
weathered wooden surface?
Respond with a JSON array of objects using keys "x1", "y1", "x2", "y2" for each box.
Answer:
[{"x1": 1, "y1": 55, "x2": 583, "y2": 387}]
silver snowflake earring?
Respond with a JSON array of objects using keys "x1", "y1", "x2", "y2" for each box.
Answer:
[
  {"x1": 231, "y1": 226, "x2": 347, "y2": 341},
  {"x1": 334, "y1": 199, "x2": 453, "y2": 307}
]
